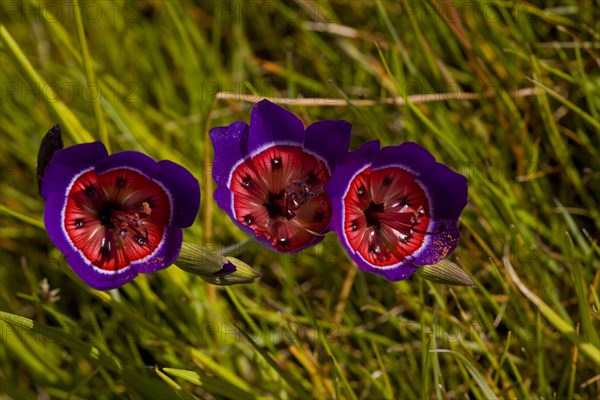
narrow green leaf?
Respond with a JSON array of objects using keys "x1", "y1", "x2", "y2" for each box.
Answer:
[
  {"x1": 431, "y1": 350, "x2": 498, "y2": 400},
  {"x1": 504, "y1": 257, "x2": 600, "y2": 366},
  {"x1": 163, "y1": 368, "x2": 255, "y2": 399}
]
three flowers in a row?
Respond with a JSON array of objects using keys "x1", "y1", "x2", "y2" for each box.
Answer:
[{"x1": 38, "y1": 100, "x2": 468, "y2": 290}]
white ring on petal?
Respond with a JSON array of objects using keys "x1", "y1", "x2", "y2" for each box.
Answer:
[
  {"x1": 226, "y1": 141, "x2": 332, "y2": 187},
  {"x1": 340, "y1": 163, "x2": 437, "y2": 270},
  {"x1": 339, "y1": 164, "x2": 369, "y2": 258},
  {"x1": 60, "y1": 166, "x2": 171, "y2": 276}
]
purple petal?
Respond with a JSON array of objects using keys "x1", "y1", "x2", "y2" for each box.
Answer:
[
  {"x1": 94, "y1": 151, "x2": 160, "y2": 178},
  {"x1": 209, "y1": 121, "x2": 250, "y2": 186},
  {"x1": 416, "y1": 163, "x2": 468, "y2": 220},
  {"x1": 304, "y1": 120, "x2": 352, "y2": 172},
  {"x1": 213, "y1": 185, "x2": 273, "y2": 249},
  {"x1": 327, "y1": 140, "x2": 380, "y2": 198},
  {"x1": 132, "y1": 225, "x2": 182, "y2": 273},
  {"x1": 247, "y1": 100, "x2": 304, "y2": 154},
  {"x1": 212, "y1": 261, "x2": 237, "y2": 276},
  {"x1": 213, "y1": 185, "x2": 258, "y2": 239},
  {"x1": 155, "y1": 160, "x2": 200, "y2": 227},
  {"x1": 213, "y1": 186, "x2": 234, "y2": 218},
  {"x1": 409, "y1": 220, "x2": 460, "y2": 266},
  {"x1": 66, "y1": 251, "x2": 138, "y2": 291},
  {"x1": 40, "y1": 142, "x2": 108, "y2": 200},
  {"x1": 371, "y1": 142, "x2": 436, "y2": 174},
  {"x1": 361, "y1": 260, "x2": 420, "y2": 281},
  {"x1": 44, "y1": 192, "x2": 75, "y2": 257},
  {"x1": 330, "y1": 219, "x2": 419, "y2": 280}
]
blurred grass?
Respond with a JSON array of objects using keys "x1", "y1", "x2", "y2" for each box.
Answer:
[{"x1": 1, "y1": 0, "x2": 599, "y2": 398}]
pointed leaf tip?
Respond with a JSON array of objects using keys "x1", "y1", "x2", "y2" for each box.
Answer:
[{"x1": 415, "y1": 260, "x2": 475, "y2": 287}]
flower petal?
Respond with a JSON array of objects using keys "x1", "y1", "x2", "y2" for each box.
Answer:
[
  {"x1": 155, "y1": 160, "x2": 200, "y2": 227},
  {"x1": 416, "y1": 163, "x2": 468, "y2": 220},
  {"x1": 328, "y1": 140, "x2": 467, "y2": 282},
  {"x1": 209, "y1": 121, "x2": 250, "y2": 186},
  {"x1": 94, "y1": 151, "x2": 160, "y2": 178},
  {"x1": 214, "y1": 185, "x2": 260, "y2": 240},
  {"x1": 358, "y1": 258, "x2": 420, "y2": 282},
  {"x1": 409, "y1": 220, "x2": 460, "y2": 266},
  {"x1": 132, "y1": 225, "x2": 183, "y2": 273},
  {"x1": 44, "y1": 192, "x2": 76, "y2": 257},
  {"x1": 40, "y1": 142, "x2": 108, "y2": 200},
  {"x1": 214, "y1": 186, "x2": 234, "y2": 218},
  {"x1": 304, "y1": 120, "x2": 352, "y2": 171},
  {"x1": 247, "y1": 100, "x2": 305, "y2": 154},
  {"x1": 371, "y1": 142, "x2": 436, "y2": 174},
  {"x1": 328, "y1": 141, "x2": 380, "y2": 271},
  {"x1": 327, "y1": 140, "x2": 380, "y2": 198},
  {"x1": 66, "y1": 251, "x2": 137, "y2": 290}
]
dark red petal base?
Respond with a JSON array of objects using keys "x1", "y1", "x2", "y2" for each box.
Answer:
[
  {"x1": 64, "y1": 168, "x2": 171, "y2": 271},
  {"x1": 343, "y1": 167, "x2": 430, "y2": 267},
  {"x1": 231, "y1": 145, "x2": 331, "y2": 252}
]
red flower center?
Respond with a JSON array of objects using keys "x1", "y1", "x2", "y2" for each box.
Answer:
[
  {"x1": 230, "y1": 145, "x2": 331, "y2": 252},
  {"x1": 64, "y1": 168, "x2": 171, "y2": 271},
  {"x1": 343, "y1": 166, "x2": 431, "y2": 267}
]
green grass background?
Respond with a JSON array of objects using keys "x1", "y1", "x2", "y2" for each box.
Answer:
[{"x1": 1, "y1": 0, "x2": 599, "y2": 398}]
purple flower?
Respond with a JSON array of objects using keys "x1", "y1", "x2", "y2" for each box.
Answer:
[
  {"x1": 327, "y1": 141, "x2": 468, "y2": 281},
  {"x1": 210, "y1": 100, "x2": 351, "y2": 253},
  {"x1": 40, "y1": 141, "x2": 200, "y2": 290}
]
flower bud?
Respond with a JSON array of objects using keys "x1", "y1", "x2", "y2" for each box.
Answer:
[
  {"x1": 175, "y1": 242, "x2": 260, "y2": 285},
  {"x1": 414, "y1": 260, "x2": 474, "y2": 286}
]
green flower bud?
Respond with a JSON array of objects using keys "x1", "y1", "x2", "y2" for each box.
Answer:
[
  {"x1": 414, "y1": 260, "x2": 474, "y2": 287},
  {"x1": 175, "y1": 242, "x2": 260, "y2": 286}
]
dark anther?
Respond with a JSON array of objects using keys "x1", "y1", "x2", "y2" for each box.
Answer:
[
  {"x1": 242, "y1": 177, "x2": 252, "y2": 188},
  {"x1": 75, "y1": 218, "x2": 84, "y2": 228},
  {"x1": 84, "y1": 185, "x2": 97, "y2": 198},
  {"x1": 271, "y1": 157, "x2": 282, "y2": 169},
  {"x1": 100, "y1": 237, "x2": 111, "y2": 257},
  {"x1": 286, "y1": 209, "x2": 297, "y2": 219},
  {"x1": 116, "y1": 177, "x2": 126, "y2": 187},
  {"x1": 243, "y1": 215, "x2": 254, "y2": 225},
  {"x1": 351, "y1": 220, "x2": 359, "y2": 231},
  {"x1": 313, "y1": 211, "x2": 325, "y2": 222},
  {"x1": 135, "y1": 235, "x2": 148, "y2": 246},
  {"x1": 278, "y1": 238, "x2": 289, "y2": 247},
  {"x1": 357, "y1": 185, "x2": 366, "y2": 196},
  {"x1": 383, "y1": 176, "x2": 393, "y2": 186}
]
